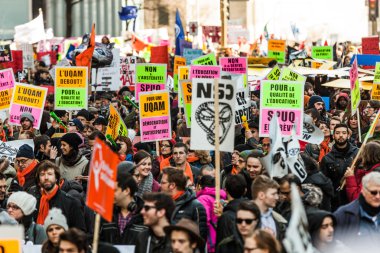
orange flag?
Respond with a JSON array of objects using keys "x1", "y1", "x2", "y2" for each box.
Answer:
[
  {"x1": 132, "y1": 34, "x2": 147, "y2": 51},
  {"x1": 76, "y1": 23, "x2": 95, "y2": 69}
]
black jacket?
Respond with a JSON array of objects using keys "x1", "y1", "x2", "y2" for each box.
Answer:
[
  {"x1": 134, "y1": 229, "x2": 172, "y2": 253},
  {"x1": 171, "y1": 189, "x2": 208, "y2": 239},
  {"x1": 304, "y1": 170, "x2": 334, "y2": 211},
  {"x1": 216, "y1": 229, "x2": 244, "y2": 253},
  {"x1": 320, "y1": 143, "x2": 358, "y2": 210}
]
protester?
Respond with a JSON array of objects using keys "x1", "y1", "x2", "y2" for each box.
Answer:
[
  {"x1": 15, "y1": 112, "x2": 37, "y2": 139},
  {"x1": 0, "y1": 158, "x2": 15, "y2": 191},
  {"x1": 34, "y1": 135, "x2": 58, "y2": 162},
  {"x1": 42, "y1": 208, "x2": 68, "y2": 253},
  {"x1": 158, "y1": 139, "x2": 175, "y2": 170},
  {"x1": 305, "y1": 121, "x2": 331, "y2": 162},
  {"x1": 58, "y1": 228, "x2": 89, "y2": 253},
  {"x1": 133, "y1": 150, "x2": 160, "y2": 196},
  {"x1": 116, "y1": 136, "x2": 134, "y2": 161},
  {"x1": 0, "y1": 173, "x2": 7, "y2": 208},
  {"x1": 243, "y1": 229, "x2": 282, "y2": 253}
]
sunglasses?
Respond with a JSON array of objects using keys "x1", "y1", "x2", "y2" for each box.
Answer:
[
  {"x1": 366, "y1": 187, "x2": 380, "y2": 196},
  {"x1": 236, "y1": 218, "x2": 257, "y2": 225},
  {"x1": 142, "y1": 205, "x2": 157, "y2": 212}
]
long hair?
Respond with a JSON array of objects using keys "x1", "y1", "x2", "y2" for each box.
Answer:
[{"x1": 362, "y1": 141, "x2": 380, "y2": 170}]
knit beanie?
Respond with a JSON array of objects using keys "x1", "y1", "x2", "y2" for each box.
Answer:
[
  {"x1": 308, "y1": 95, "x2": 323, "y2": 109},
  {"x1": 20, "y1": 112, "x2": 35, "y2": 125},
  {"x1": 60, "y1": 133, "x2": 83, "y2": 150},
  {"x1": 7, "y1": 191, "x2": 37, "y2": 216},
  {"x1": 76, "y1": 109, "x2": 90, "y2": 121},
  {"x1": 234, "y1": 144, "x2": 252, "y2": 153},
  {"x1": 43, "y1": 208, "x2": 68, "y2": 232},
  {"x1": 16, "y1": 144, "x2": 35, "y2": 159}
]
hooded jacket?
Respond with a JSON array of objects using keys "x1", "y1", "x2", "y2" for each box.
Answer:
[
  {"x1": 346, "y1": 163, "x2": 380, "y2": 202},
  {"x1": 307, "y1": 210, "x2": 336, "y2": 246}
]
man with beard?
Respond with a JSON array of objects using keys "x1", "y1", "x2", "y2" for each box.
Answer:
[
  {"x1": 320, "y1": 124, "x2": 359, "y2": 211},
  {"x1": 34, "y1": 160, "x2": 86, "y2": 231},
  {"x1": 56, "y1": 133, "x2": 88, "y2": 181},
  {"x1": 334, "y1": 93, "x2": 349, "y2": 111},
  {"x1": 15, "y1": 112, "x2": 37, "y2": 139},
  {"x1": 307, "y1": 95, "x2": 328, "y2": 122}
]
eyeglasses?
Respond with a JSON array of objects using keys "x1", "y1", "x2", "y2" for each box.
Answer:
[
  {"x1": 15, "y1": 159, "x2": 29, "y2": 165},
  {"x1": 7, "y1": 204, "x2": 20, "y2": 210},
  {"x1": 142, "y1": 205, "x2": 157, "y2": 212},
  {"x1": 237, "y1": 159, "x2": 245, "y2": 164},
  {"x1": 365, "y1": 186, "x2": 380, "y2": 196},
  {"x1": 236, "y1": 218, "x2": 257, "y2": 225}
]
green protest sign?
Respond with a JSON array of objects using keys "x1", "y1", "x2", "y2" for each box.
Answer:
[
  {"x1": 265, "y1": 65, "x2": 281, "y2": 80},
  {"x1": 267, "y1": 51, "x2": 285, "y2": 64},
  {"x1": 136, "y1": 64, "x2": 167, "y2": 84},
  {"x1": 191, "y1": 53, "x2": 217, "y2": 65},
  {"x1": 55, "y1": 88, "x2": 86, "y2": 108},
  {"x1": 374, "y1": 62, "x2": 380, "y2": 84},
  {"x1": 279, "y1": 67, "x2": 306, "y2": 83},
  {"x1": 311, "y1": 46, "x2": 333, "y2": 60},
  {"x1": 261, "y1": 81, "x2": 303, "y2": 108}
]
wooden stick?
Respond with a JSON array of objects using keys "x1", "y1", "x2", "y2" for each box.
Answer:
[
  {"x1": 214, "y1": 79, "x2": 221, "y2": 205},
  {"x1": 92, "y1": 213, "x2": 101, "y2": 253},
  {"x1": 156, "y1": 141, "x2": 160, "y2": 157},
  {"x1": 357, "y1": 108, "x2": 362, "y2": 143}
]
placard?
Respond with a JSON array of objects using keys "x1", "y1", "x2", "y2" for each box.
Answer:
[
  {"x1": 279, "y1": 67, "x2": 306, "y2": 83},
  {"x1": 191, "y1": 52, "x2": 217, "y2": 65},
  {"x1": 311, "y1": 46, "x2": 333, "y2": 60},
  {"x1": 173, "y1": 56, "x2": 186, "y2": 92},
  {"x1": 180, "y1": 80, "x2": 192, "y2": 126},
  {"x1": 268, "y1": 39, "x2": 286, "y2": 64},
  {"x1": 183, "y1": 48, "x2": 203, "y2": 65},
  {"x1": 350, "y1": 57, "x2": 360, "y2": 114},
  {"x1": 362, "y1": 36, "x2": 379, "y2": 55},
  {"x1": 190, "y1": 65, "x2": 221, "y2": 79},
  {"x1": 135, "y1": 63, "x2": 167, "y2": 101},
  {"x1": 120, "y1": 56, "x2": 136, "y2": 87},
  {"x1": 0, "y1": 68, "x2": 15, "y2": 111}
]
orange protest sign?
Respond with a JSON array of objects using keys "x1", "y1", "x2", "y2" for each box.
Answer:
[
  {"x1": 0, "y1": 239, "x2": 21, "y2": 253},
  {"x1": 174, "y1": 56, "x2": 186, "y2": 75},
  {"x1": 86, "y1": 138, "x2": 118, "y2": 222},
  {"x1": 268, "y1": 39, "x2": 286, "y2": 52},
  {"x1": 179, "y1": 66, "x2": 189, "y2": 80}
]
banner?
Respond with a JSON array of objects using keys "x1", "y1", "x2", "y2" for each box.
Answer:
[
  {"x1": 311, "y1": 46, "x2": 333, "y2": 60},
  {"x1": 9, "y1": 83, "x2": 47, "y2": 129},
  {"x1": 300, "y1": 115, "x2": 324, "y2": 144},
  {"x1": 180, "y1": 80, "x2": 192, "y2": 126},
  {"x1": 96, "y1": 67, "x2": 120, "y2": 91},
  {"x1": 190, "y1": 65, "x2": 221, "y2": 79},
  {"x1": 173, "y1": 56, "x2": 186, "y2": 92},
  {"x1": 0, "y1": 139, "x2": 34, "y2": 163},
  {"x1": 55, "y1": 66, "x2": 88, "y2": 110},
  {"x1": 286, "y1": 127, "x2": 307, "y2": 182},
  {"x1": 106, "y1": 104, "x2": 128, "y2": 141},
  {"x1": 86, "y1": 138, "x2": 118, "y2": 222},
  {"x1": 139, "y1": 90, "x2": 172, "y2": 142},
  {"x1": 0, "y1": 45, "x2": 12, "y2": 62},
  {"x1": 0, "y1": 68, "x2": 16, "y2": 111},
  {"x1": 135, "y1": 63, "x2": 167, "y2": 101},
  {"x1": 191, "y1": 78, "x2": 235, "y2": 152},
  {"x1": 259, "y1": 80, "x2": 304, "y2": 137},
  {"x1": 120, "y1": 56, "x2": 136, "y2": 87},
  {"x1": 268, "y1": 39, "x2": 286, "y2": 64},
  {"x1": 350, "y1": 56, "x2": 360, "y2": 115},
  {"x1": 362, "y1": 36, "x2": 379, "y2": 55},
  {"x1": 191, "y1": 52, "x2": 217, "y2": 65},
  {"x1": 183, "y1": 48, "x2": 203, "y2": 65}
]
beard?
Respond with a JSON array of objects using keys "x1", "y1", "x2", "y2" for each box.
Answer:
[
  {"x1": 42, "y1": 181, "x2": 56, "y2": 191},
  {"x1": 335, "y1": 137, "x2": 348, "y2": 146}
]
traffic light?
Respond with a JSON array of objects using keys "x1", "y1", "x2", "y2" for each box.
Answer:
[{"x1": 369, "y1": 0, "x2": 378, "y2": 21}]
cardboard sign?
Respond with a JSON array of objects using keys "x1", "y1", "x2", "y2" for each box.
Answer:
[
  {"x1": 180, "y1": 80, "x2": 192, "y2": 126},
  {"x1": 120, "y1": 56, "x2": 136, "y2": 87},
  {"x1": 259, "y1": 80, "x2": 304, "y2": 137},
  {"x1": 106, "y1": 104, "x2": 128, "y2": 141},
  {"x1": 183, "y1": 48, "x2": 203, "y2": 65},
  {"x1": 86, "y1": 138, "x2": 118, "y2": 222},
  {"x1": 191, "y1": 78, "x2": 236, "y2": 152},
  {"x1": 20, "y1": 44, "x2": 34, "y2": 68},
  {"x1": 362, "y1": 36, "x2": 379, "y2": 55},
  {"x1": 0, "y1": 44, "x2": 12, "y2": 62},
  {"x1": 55, "y1": 66, "x2": 88, "y2": 110},
  {"x1": 350, "y1": 57, "x2": 360, "y2": 114},
  {"x1": 264, "y1": 65, "x2": 281, "y2": 80},
  {"x1": 190, "y1": 65, "x2": 221, "y2": 79},
  {"x1": 191, "y1": 53, "x2": 217, "y2": 65},
  {"x1": 0, "y1": 68, "x2": 15, "y2": 111},
  {"x1": 9, "y1": 83, "x2": 47, "y2": 129},
  {"x1": 173, "y1": 56, "x2": 186, "y2": 92},
  {"x1": 268, "y1": 40, "x2": 286, "y2": 64},
  {"x1": 139, "y1": 90, "x2": 172, "y2": 142},
  {"x1": 96, "y1": 67, "x2": 120, "y2": 91},
  {"x1": 280, "y1": 67, "x2": 306, "y2": 83},
  {"x1": 177, "y1": 66, "x2": 189, "y2": 107},
  {"x1": 2, "y1": 50, "x2": 23, "y2": 73},
  {"x1": 135, "y1": 63, "x2": 167, "y2": 101},
  {"x1": 0, "y1": 225, "x2": 23, "y2": 253},
  {"x1": 311, "y1": 46, "x2": 333, "y2": 60}
]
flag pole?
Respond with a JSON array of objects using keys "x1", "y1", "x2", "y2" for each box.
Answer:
[
  {"x1": 214, "y1": 79, "x2": 221, "y2": 205},
  {"x1": 220, "y1": 0, "x2": 227, "y2": 48},
  {"x1": 92, "y1": 213, "x2": 101, "y2": 253},
  {"x1": 357, "y1": 108, "x2": 362, "y2": 143}
]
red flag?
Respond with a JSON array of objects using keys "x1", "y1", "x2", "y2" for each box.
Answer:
[
  {"x1": 76, "y1": 23, "x2": 95, "y2": 69},
  {"x1": 150, "y1": 45, "x2": 169, "y2": 64}
]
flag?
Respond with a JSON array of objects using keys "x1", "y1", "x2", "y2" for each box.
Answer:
[
  {"x1": 285, "y1": 125, "x2": 307, "y2": 182},
  {"x1": 119, "y1": 6, "x2": 138, "y2": 21},
  {"x1": 14, "y1": 13, "x2": 45, "y2": 44},
  {"x1": 263, "y1": 23, "x2": 269, "y2": 40},
  {"x1": 131, "y1": 34, "x2": 147, "y2": 51},
  {"x1": 66, "y1": 44, "x2": 75, "y2": 60},
  {"x1": 175, "y1": 9, "x2": 185, "y2": 56},
  {"x1": 76, "y1": 23, "x2": 95, "y2": 69}
]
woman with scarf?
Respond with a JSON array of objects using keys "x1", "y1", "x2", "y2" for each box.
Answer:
[
  {"x1": 133, "y1": 150, "x2": 160, "y2": 196},
  {"x1": 158, "y1": 139, "x2": 176, "y2": 170},
  {"x1": 116, "y1": 136, "x2": 134, "y2": 162},
  {"x1": 305, "y1": 121, "x2": 331, "y2": 163}
]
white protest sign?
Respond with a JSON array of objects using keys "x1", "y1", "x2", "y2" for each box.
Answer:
[
  {"x1": 0, "y1": 139, "x2": 34, "y2": 163},
  {"x1": 96, "y1": 67, "x2": 120, "y2": 91},
  {"x1": 300, "y1": 114, "x2": 324, "y2": 144}
]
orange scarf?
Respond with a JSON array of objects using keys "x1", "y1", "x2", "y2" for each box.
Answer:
[
  {"x1": 172, "y1": 190, "x2": 185, "y2": 201},
  {"x1": 17, "y1": 160, "x2": 38, "y2": 187},
  {"x1": 231, "y1": 165, "x2": 239, "y2": 175},
  {"x1": 187, "y1": 156, "x2": 199, "y2": 163},
  {"x1": 318, "y1": 137, "x2": 331, "y2": 162},
  {"x1": 184, "y1": 162, "x2": 194, "y2": 183},
  {"x1": 37, "y1": 184, "x2": 59, "y2": 225},
  {"x1": 0, "y1": 129, "x2": 6, "y2": 142}
]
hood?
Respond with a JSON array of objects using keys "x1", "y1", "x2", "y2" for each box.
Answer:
[
  {"x1": 196, "y1": 187, "x2": 227, "y2": 200},
  {"x1": 307, "y1": 210, "x2": 336, "y2": 243},
  {"x1": 176, "y1": 189, "x2": 196, "y2": 205}
]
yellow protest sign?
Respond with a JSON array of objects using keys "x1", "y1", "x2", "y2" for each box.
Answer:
[
  {"x1": 372, "y1": 84, "x2": 380, "y2": 100},
  {"x1": 174, "y1": 56, "x2": 186, "y2": 75},
  {"x1": 55, "y1": 67, "x2": 87, "y2": 88},
  {"x1": 140, "y1": 91, "x2": 170, "y2": 118},
  {"x1": 0, "y1": 239, "x2": 21, "y2": 253},
  {"x1": 13, "y1": 85, "x2": 46, "y2": 108},
  {"x1": 179, "y1": 66, "x2": 189, "y2": 80},
  {"x1": 268, "y1": 40, "x2": 286, "y2": 52},
  {"x1": 106, "y1": 104, "x2": 128, "y2": 140}
]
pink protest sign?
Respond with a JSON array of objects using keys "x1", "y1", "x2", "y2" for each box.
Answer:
[
  {"x1": 219, "y1": 57, "x2": 247, "y2": 74},
  {"x1": 135, "y1": 83, "x2": 166, "y2": 101},
  {"x1": 0, "y1": 68, "x2": 15, "y2": 91},
  {"x1": 9, "y1": 105, "x2": 42, "y2": 127},
  {"x1": 189, "y1": 65, "x2": 220, "y2": 79},
  {"x1": 350, "y1": 57, "x2": 358, "y2": 90},
  {"x1": 140, "y1": 116, "x2": 171, "y2": 142},
  {"x1": 259, "y1": 109, "x2": 302, "y2": 137}
]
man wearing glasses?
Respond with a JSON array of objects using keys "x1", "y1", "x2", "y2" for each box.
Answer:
[
  {"x1": 334, "y1": 172, "x2": 380, "y2": 252},
  {"x1": 134, "y1": 192, "x2": 175, "y2": 253}
]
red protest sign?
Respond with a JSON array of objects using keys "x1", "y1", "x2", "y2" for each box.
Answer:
[
  {"x1": 86, "y1": 138, "x2": 118, "y2": 222},
  {"x1": 362, "y1": 36, "x2": 379, "y2": 55},
  {"x1": 150, "y1": 45, "x2": 169, "y2": 65},
  {"x1": 1, "y1": 50, "x2": 23, "y2": 73}
]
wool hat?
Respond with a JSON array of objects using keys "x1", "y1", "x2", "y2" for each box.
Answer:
[
  {"x1": 240, "y1": 149, "x2": 264, "y2": 160},
  {"x1": 308, "y1": 95, "x2": 324, "y2": 108},
  {"x1": 337, "y1": 92, "x2": 349, "y2": 101},
  {"x1": 43, "y1": 208, "x2": 68, "y2": 232},
  {"x1": 164, "y1": 218, "x2": 205, "y2": 250},
  {"x1": 69, "y1": 118, "x2": 84, "y2": 132},
  {"x1": 60, "y1": 133, "x2": 83, "y2": 150},
  {"x1": 76, "y1": 109, "x2": 90, "y2": 121},
  {"x1": 16, "y1": 144, "x2": 34, "y2": 159},
  {"x1": 93, "y1": 117, "x2": 108, "y2": 126},
  {"x1": 20, "y1": 112, "x2": 35, "y2": 124},
  {"x1": 234, "y1": 144, "x2": 252, "y2": 153},
  {"x1": 7, "y1": 191, "x2": 37, "y2": 216}
]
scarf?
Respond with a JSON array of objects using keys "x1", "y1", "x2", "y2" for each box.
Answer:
[
  {"x1": 184, "y1": 162, "x2": 194, "y2": 183},
  {"x1": 137, "y1": 172, "x2": 153, "y2": 196},
  {"x1": 231, "y1": 165, "x2": 238, "y2": 175},
  {"x1": 172, "y1": 190, "x2": 185, "y2": 201},
  {"x1": 318, "y1": 137, "x2": 331, "y2": 162},
  {"x1": 358, "y1": 194, "x2": 380, "y2": 217},
  {"x1": 62, "y1": 149, "x2": 82, "y2": 167},
  {"x1": 17, "y1": 160, "x2": 38, "y2": 187},
  {"x1": 0, "y1": 129, "x2": 6, "y2": 142},
  {"x1": 187, "y1": 156, "x2": 199, "y2": 163},
  {"x1": 37, "y1": 184, "x2": 59, "y2": 224}
]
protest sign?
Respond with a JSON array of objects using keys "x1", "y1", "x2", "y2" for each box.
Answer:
[
  {"x1": 9, "y1": 83, "x2": 47, "y2": 129},
  {"x1": 235, "y1": 88, "x2": 251, "y2": 125},
  {"x1": 190, "y1": 65, "x2": 221, "y2": 79},
  {"x1": 301, "y1": 114, "x2": 324, "y2": 144},
  {"x1": 139, "y1": 90, "x2": 172, "y2": 142},
  {"x1": 120, "y1": 56, "x2": 136, "y2": 87},
  {"x1": 362, "y1": 36, "x2": 379, "y2": 55},
  {"x1": 220, "y1": 57, "x2": 248, "y2": 87},
  {"x1": 268, "y1": 39, "x2": 286, "y2": 64},
  {"x1": 20, "y1": 44, "x2": 34, "y2": 68},
  {"x1": 0, "y1": 44, "x2": 12, "y2": 62},
  {"x1": 2, "y1": 50, "x2": 23, "y2": 73},
  {"x1": 55, "y1": 66, "x2": 88, "y2": 110},
  {"x1": 0, "y1": 226, "x2": 23, "y2": 253},
  {"x1": 135, "y1": 63, "x2": 167, "y2": 101},
  {"x1": 106, "y1": 104, "x2": 128, "y2": 141},
  {"x1": 279, "y1": 67, "x2": 306, "y2": 83},
  {"x1": 96, "y1": 67, "x2": 120, "y2": 91},
  {"x1": 150, "y1": 45, "x2": 169, "y2": 64},
  {"x1": 183, "y1": 48, "x2": 203, "y2": 65},
  {"x1": 286, "y1": 127, "x2": 307, "y2": 182},
  {"x1": 177, "y1": 66, "x2": 190, "y2": 107},
  {"x1": 0, "y1": 68, "x2": 15, "y2": 111},
  {"x1": 86, "y1": 138, "x2": 118, "y2": 222},
  {"x1": 180, "y1": 80, "x2": 192, "y2": 126},
  {"x1": 372, "y1": 62, "x2": 380, "y2": 100},
  {"x1": 311, "y1": 46, "x2": 333, "y2": 60},
  {"x1": 179, "y1": 40, "x2": 192, "y2": 55},
  {"x1": 350, "y1": 57, "x2": 360, "y2": 115},
  {"x1": 259, "y1": 80, "x2": 304, "y2": 137},
  {"x1": 173, "y1": 56, "x2": 186, "y2": 92},
  {"x1": 191, "y1": 52, "x2": 217, "y2": 65},
  {"x1": 0, "y1": 139, "x2": 34, "y2": 163},
  {"x1": 191, "y1": 78, "x2": 235, "y2": 152},
  {"x1": 264, "y1": 65, "x2": 281, "y2": 80}
]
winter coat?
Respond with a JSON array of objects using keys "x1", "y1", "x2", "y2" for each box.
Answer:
[
  {"x1": 171, "y1": 189, "x2": 208, "y2": 240},
  {"x1": 216, "y1": 230, "x2": 244, "y2": 253},
  {"x1": 196, "y1": 187, "x2": 227, "y2": 253},
  {"x1": 304, "y1": 170, "x2": 334, "y2": 211},
  {"x1": 346, "y1": 163, "x2": 380, "y2": 202},
  {"x1": 56, "y1": 155, "x2": 88, "y2": 181},
  {"x1": 25, "y1": 221, "x2": 47, "y2": 244},
  {"x1": 320, "y1": 143, "x2": 358, "y2": 210},
  {"x1": 134, "y1": 229, "x2": 172, "y2": 253},
  {"x1": 9, "y1": 162, "x2": 38, "y2": 194}
]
